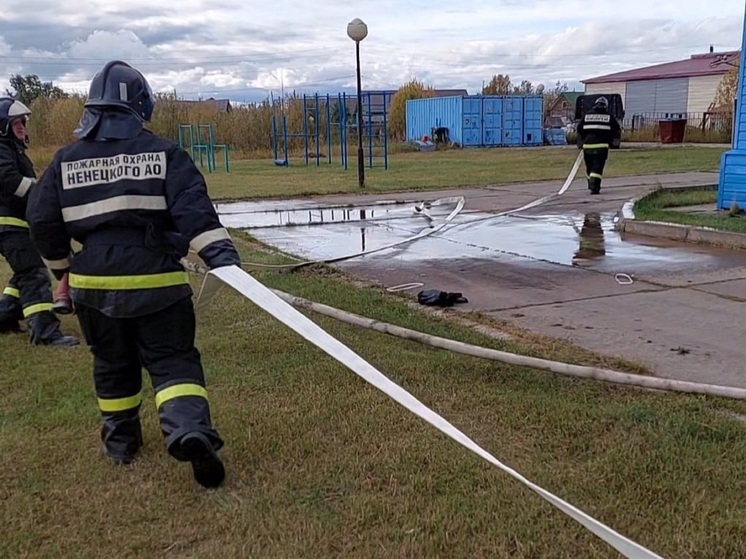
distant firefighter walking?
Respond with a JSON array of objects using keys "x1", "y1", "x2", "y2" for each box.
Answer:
[{"x1": 576, "y1": 96, "x2": 621, "y2": 195}]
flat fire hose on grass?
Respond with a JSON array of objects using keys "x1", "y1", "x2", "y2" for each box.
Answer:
[{"x1": 196, "y1": 265, "x2": 665, "y2": 559}]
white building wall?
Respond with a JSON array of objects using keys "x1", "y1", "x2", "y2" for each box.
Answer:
[
  {"x1": 587, "y1": 73, "x2": 729, "y2": 115},
  {"x1": 584, "y1": 82, "x2": 627, "y2": 103},
  {"x1": 687, "y1": 74, "x2": 725, "y2": 113}
]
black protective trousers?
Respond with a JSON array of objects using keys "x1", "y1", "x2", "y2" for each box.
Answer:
[
  {"x1": 0, "y1": 230, "x2": 60, "y2": 340},
  {"x1": 583, "y1": 147, "x2": 609, "y2": 194},
  {"x1": 75, "y1": 296, "x2": 223, "y2": 462}
]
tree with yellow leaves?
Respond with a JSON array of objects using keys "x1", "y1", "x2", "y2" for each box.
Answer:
[
  {"x1": 712, "y1": 65, "x2": 739, "y2": 110},
  {"x1": 388, "y1": 79, "x2": 434, "y2": 140}
]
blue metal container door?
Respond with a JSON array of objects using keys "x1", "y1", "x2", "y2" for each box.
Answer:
[
  {"x1": 481, "y1": 96, "x2": 503, "y2": 146},
  {"x1": 406, "y1": 96, "x2": 464, "y2": 144},
  {"x1": 522, "y1": 96, "x2": 543, "y2": 145},
  {"x1": 406, "y1": 98, "x2": 429, "y2": 142},
  {"x1": 502, "y1": 96, "x2": 523, "y2": 145},
  {"x1": 462, "y1": 96, "x2": 482, "y2": 147}
]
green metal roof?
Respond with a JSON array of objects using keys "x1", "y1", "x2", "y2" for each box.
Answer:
[{"x1": 563, "y1": 92, "x2": 583, "y2": 104}]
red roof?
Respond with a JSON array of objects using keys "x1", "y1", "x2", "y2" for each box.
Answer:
[{"x1": 582, "y1": 50, "x2": 740, "y2": 84}]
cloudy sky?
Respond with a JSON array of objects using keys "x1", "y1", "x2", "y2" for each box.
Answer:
[{"x1": 0, "y1": 0, "x2": 743, "y2": 103}]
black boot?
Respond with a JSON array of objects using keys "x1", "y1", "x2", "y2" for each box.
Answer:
[
  {"x1": 27, "y1": 310, "x2": 80, "y2": 346},
  {"x1": 101, "y1": 408, "x2": 144, "y2": 465},
  {"x1": 0, "y1": 294, "x2": 23, "y2": 333},
  {"x1": 0, "y1": 316, "x2": 22, "y2": 333},
  {"x1": 180, "y1": 432, "x2": 225, "y2": 488}
]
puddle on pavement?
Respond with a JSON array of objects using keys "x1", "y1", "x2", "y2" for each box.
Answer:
[
  {"x1": 216, "y1": 200, "x2": 452, "y2": 229},
  {"x1": 216, "y1": 199, "x2": 740, "y2": 273}
]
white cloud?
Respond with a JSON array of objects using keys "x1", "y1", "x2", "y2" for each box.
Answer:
[
  {"x1": 66, "y1": 30, "x2": 152, "y2": 61},
  {"x1": 0, "y1": 0, "x2": 742, "y2": 101}
]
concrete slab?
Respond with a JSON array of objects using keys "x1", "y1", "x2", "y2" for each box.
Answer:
[
  {"x1": 339, "y1": 257, "x2": 661, "y2": 312},
  {"x1": 487, "y1": 288, "x2": 746, "y2": 388},
  {"x1": 634, "y1": 265, "x2": 746, "y2": 288},
  {"x1": 692, "y1": 278, "x2": 746, "y2": 301}
]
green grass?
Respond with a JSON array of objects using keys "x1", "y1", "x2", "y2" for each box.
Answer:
[
  {"x1": 2, "y1": 237, "x2": 746, "y2": 559},
  {"x1": 634, "y1": 188, "x2": 746, "y2": 234},
  {"x1": 197, "y1": 145, "x2": 727, "y2": 200}
]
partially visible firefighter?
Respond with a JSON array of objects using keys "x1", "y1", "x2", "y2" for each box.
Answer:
[
  {"x1": 26, "y1": 60, "x2": 240, "y2": 488},
  {"x1": 576, "y1": 97, "x2": 621, "y2": 195},
  {"x1": 0, "y1": 96, "x2": 79, "y2": 345}
]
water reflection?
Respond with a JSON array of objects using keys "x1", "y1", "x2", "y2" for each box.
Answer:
[{"x1": 573, "y1": 212, "x2": 606, "y2": 264}]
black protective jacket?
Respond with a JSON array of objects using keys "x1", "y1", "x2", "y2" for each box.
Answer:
[
  {"x1": 0, "y1": 138, "x2": 36, "y2": 232},
  {"x1": 27, "y1": 125, "x2": 240, "y2": 317},
  {"x1": 577, "y1": 109, "x2": 621, "y2": 149}
]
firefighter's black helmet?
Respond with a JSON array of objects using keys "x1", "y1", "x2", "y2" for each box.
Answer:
[{"x1": 85, "y1": 60, "x2": 154, "y2": 122}]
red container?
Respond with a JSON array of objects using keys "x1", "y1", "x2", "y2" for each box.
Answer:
[{"x1": 659, "y1": 119, "x2": 687, "y2": 143}]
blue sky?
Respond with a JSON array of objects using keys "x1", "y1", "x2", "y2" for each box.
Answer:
[{"x1": 0, "y1": 0, "x2": 743, "y2": 103}]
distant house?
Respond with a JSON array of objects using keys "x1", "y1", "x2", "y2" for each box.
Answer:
[
  {"x1": 581, "y1": 49, "x2": 739, "y2": 119},
  {"x1": 172, "y1": 97, "x2": 232, "y2": 113},
  {"x1": 545, "y1": 91, "x2": 583, "y2": 124}
]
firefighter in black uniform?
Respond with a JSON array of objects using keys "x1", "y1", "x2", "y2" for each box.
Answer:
[
  {"x1": 0, "y1": 97, "x2": 79, "y2": 344},
  {"x1": 576, "y1": 97, "x2": 621, "y2": 195},
  {"x1": 27, "y1": 60, "x2": 240, "y2": 488}
]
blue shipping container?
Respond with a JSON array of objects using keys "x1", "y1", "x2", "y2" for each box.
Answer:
[
  {"x1": 406, "y1": 94, "x2": 544, "y2": 148},
  {"x1": 543, "y1": 129, "x2": 568, "y2": 146}
]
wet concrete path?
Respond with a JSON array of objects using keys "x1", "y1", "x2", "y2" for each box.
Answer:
[{"x1": 217, "y1": 172, "x2": 746, "y2": 389}]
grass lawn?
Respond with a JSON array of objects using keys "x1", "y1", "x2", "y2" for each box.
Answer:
[
  {"x1": 2, "y1": 235, "x2": 746, "y2": 559},
  {"x1": 633, "y1": 187, "x2": 746, "y2": 234},
  {"x1": 190, "y1": 145, "x2": 724, "y2": 200},
  {"x1": 26, "y1": 144, "x2": 726, "y2": 202}
]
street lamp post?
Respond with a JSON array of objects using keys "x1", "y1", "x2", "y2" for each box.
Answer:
[{"x1": 347, "y1": 18, "x2": 368, "y2": 189}]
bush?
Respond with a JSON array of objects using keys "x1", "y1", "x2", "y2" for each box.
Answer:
[{"x1": 388, "y1": 79, "x2": 435, "y2": 141}]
